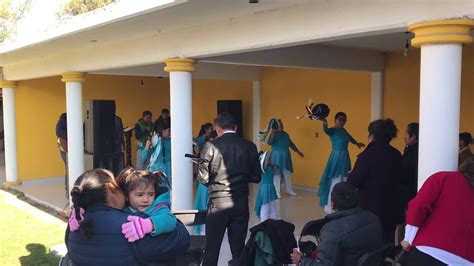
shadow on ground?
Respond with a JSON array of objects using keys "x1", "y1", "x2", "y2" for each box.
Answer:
[{"x1": 19, "y1": 243, "x2": 61, "y2": 266}]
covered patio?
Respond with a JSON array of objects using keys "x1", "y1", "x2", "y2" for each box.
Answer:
[{"x1": 0, "y1": 1, "x2": 473, "y2": 265}]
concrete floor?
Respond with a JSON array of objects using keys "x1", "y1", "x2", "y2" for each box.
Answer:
[{"x1": 6, "y1": 159, "x2": 325, "y2": 265}]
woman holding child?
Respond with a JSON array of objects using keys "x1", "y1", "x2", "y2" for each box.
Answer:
[{"x1": 66, "y1": 168, "x2": 189, "y2": 265}]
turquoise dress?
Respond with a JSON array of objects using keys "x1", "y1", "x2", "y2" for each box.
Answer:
[
  {"x1": 194, "y1": 135, "x2": 209, "y2": 235},
  {"x1": 254, "y1": 165, "x2": 278, "y2": 218},
  {"x1": 317, "y1": 124, "x2": 357, "y2": 206},
  {"x1": 268, "y1": 131, "x2": 300, "y2": 175},
  {"x1": 194, "y1": 135, "x2": 209, "y2": 211},
  {"x1": 146, "y1": 138, "x2": 172, "y2": 186},
  {"x1": 163, "y1": 138, "x2": 172, "y2": 184}
]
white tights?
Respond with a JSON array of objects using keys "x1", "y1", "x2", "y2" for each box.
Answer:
[
  {"x1": 260, "y1": 199, "x2": 281, "y2": 222},
  {"x1": 324, "y1": 176, "x2": 347, "y2": 214},
  {"x1": 273, "y1": 170, "x2": 295, "y2": 198}
]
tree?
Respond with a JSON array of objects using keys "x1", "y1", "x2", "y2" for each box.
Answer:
[
  {"x1": 60, "y1": 0, "x2": 115, "y2": 16},
  {"x1": 0, "y1": 0, "x2": 30, "y2": 42}
]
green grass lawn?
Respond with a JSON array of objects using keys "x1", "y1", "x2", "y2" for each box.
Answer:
[{"x1": 0, "y1": 190, "x2": 66, "y2": 266}]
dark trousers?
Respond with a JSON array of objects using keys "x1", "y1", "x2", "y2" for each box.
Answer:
[
  {"x1": 60, "y1": 150, "x2": 68, "y2": 199},
  {"x1": 404, "y1": 248, "x2": 447, "y2": 266},
  {"x1": 202, "y1": 200, "x2": 249, "y2": 266}
]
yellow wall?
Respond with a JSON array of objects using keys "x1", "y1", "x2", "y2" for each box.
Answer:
[
  {"x1": 15, "y1": 44, "x2": 474, "y2": 183},
  {"x1": 384, "y1": 44, "x2": 474, "y2": 151},
  {"x1": 16, "y1": 75, "x2": 252, "y2": 180},
  {"x1": 260, "y1": 67, "x2": 372, "y2": 188},
  {"x1": 192, "y1": 79, "x2": 253, "y2": 140}
]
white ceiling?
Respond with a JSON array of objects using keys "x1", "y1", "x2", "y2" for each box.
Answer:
[{"x1": 323, "y1": 32, "x2": 411, "y2": 52}]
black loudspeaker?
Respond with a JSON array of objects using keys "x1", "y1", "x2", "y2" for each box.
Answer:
[
  {"x1": 217, "y1": 100, "x2": 243, "y2": 137},
  {"x1": 85, "y1": 100, "x2": 116, "y2": 154}
]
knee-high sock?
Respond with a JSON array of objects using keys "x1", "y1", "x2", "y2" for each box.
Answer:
[
  {"x1": 270, "y1": 199, "x2": 281, "y2": 220},
  {"x1": 260, "y1": 204, "x2": 270, "y2": 222},
  {"x1": 324, "y1": 176, "x2": 347, "y2": 214},
  {"x1": 283, "y1": 170, "x2": 295, "y2": 193},
  {"x1": 273, "y1": 175, "x2": 281, "y2": 198}
]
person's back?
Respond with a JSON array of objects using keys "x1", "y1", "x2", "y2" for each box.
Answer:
[
  {"x1": 67, "y1": 169, "x2": 190, "y2": 266},
  {"x1": 406, "y1": 171, "x2": 474, "y2": 262},
  {"x1": 292, "y1": 182, "x2": 383, "y2": 266},
  {"x1": 67, "y1": 205, "x2": 138, "y2": 266},
  {"x1": 205, "y1": 132, "x2": 260, "y2": 200},
  {"x1": 316, "y1": 208, "x2": 383, "y2": 266},
  {"x1": 198, "y1": 113, "x2": 261, "y2": 266},
  {"x1": 349, "y1": 140, "x2": 402, "y2": 239}
]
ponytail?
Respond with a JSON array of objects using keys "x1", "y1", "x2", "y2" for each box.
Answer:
[
  {"x1": 68, "y1": 169, "x2": 114, "y2": 239},
  {"x1": 259, "y1": 118, "x2": 280, "y2": 144}
]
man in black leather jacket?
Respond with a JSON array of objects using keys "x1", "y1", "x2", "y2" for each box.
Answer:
[
  {"x1": 291, "y1": 182, "x2": 383, "y2": 266},
  {"x1": 198, "y1": 112, "x2": 261, "y2": 266}
]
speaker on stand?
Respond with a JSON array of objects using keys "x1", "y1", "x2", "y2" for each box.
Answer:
[
  {"x1": 217, "y1": 100, "x2": 243, "y2": 137},
  {"x1": 84, "y1": 100, "x2": 123, "y2": 175}
]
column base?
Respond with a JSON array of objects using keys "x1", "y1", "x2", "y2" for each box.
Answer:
[{"x1": 3, "y1": 181, "x2": 22, "y2": 188}]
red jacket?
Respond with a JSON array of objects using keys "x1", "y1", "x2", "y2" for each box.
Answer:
[{"x1": 406, "y1": 171, "x2": 474, "y2": 262}]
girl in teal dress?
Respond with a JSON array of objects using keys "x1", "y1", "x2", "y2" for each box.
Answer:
[
  {"x1": 144, "y1": 124, "x2": 172, "y2": 187},
  {"x1": 318, "y1": 112, "x2": 365, "y2": 214},
  {"x1": 193, "y1": 123, "x2": 214, "y2": 235},
  {"x1": 255, "y1": 151, "x2": 280, "y2": 221},
  {"x1": 266, "y1": 119, "x2": 304, "y2": 197}
]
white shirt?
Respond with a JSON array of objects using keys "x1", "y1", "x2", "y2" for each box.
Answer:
[{"x1": 222, "y1": 130, "x2": 236, "y2": 135}]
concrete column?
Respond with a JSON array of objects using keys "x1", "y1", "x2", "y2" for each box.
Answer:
[
  {"x1": 0, "y1": 81, "x2": 19, "y2": 187},
  {"x1": 370, "y1": 72, "x2": 383, "y2": 121},
  {"x1": 252, "y1": 80, "x2": 261, "y2": 147},
  {"x1": 409, "y1": 19, "x2": 474, "y2": 189},
  {"x1": 61, "y1": 72, "x2": 85, "y2": 195},
  {"x1": 164, "y1": 58, "x2": 196, "y2": 210}
]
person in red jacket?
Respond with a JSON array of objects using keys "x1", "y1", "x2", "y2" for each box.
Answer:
[{"x1": 401, "y1": 156, "x2": 474, "y2": 265}]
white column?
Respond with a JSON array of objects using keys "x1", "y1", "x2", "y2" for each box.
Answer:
[
  {"x1": 1, "y1": 81, "x2": 19, "y2": 186},
  {"x1": 409, "y1": 19, "x2": 474, "y2": 189},
  {"x1": 61, "y1": 73, "x2": 85, "y2": 195},
  {"x1": 252, "y1": 80, "x2": 261, "y2": 147},
  {"x1": 418, "y1": 44, "x2": 462, "y2": 187},
  {"x1": 370, "y1": 72, "x2": 383, "y2": 121},
  {"x1": 164, "y1": 58, "x2": 196, "y2": 210}
]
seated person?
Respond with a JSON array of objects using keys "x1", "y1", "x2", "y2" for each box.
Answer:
[
  {"x1": 66, "y1": 169, "x2": 189, "y2": 265},
  {"x1": 401, "y1": 158, "x2": 474, "y2": 265},
  {"x1": 291, "y1": 182, "x2": 383, "y2": 265},
  {"x1": 115, "y1": 167, "x2": 176, "y2": 242}
]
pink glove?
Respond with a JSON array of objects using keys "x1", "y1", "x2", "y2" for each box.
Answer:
[{"x1": 121, "y1": 216, "x2": 154, "y2": 242}]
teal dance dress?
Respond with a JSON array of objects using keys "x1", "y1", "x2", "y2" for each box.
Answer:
[
  {"x1": 194, "y1": 134, "x2": 209, "y2": 235},
  {"x1": 268, "y1": 131, "x2": 300, "y2": 175},
  {"x1": 163, "y1": 138, "x2": 171, "y2": 185},
  {"x1": 147, "y1": 138, "x2": 172, "y2": 187},
  {"x1": 254, "y1": 165, "x2": 278, "y2": 218},
  {"x1": 194, "y1": 134, "x2": 209, "y2": 211},
  {"x1": 317, "y1": 124, "x2": 357, "y2": 207}
]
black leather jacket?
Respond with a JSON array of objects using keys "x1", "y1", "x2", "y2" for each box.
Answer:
[{"x1": 198, "y1": 132, "x2": 261, "y2": 202}]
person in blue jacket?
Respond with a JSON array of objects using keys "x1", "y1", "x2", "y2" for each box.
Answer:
[
  {"x1": 66, "y1": 169, "x2": 189, "y2": 265},
  {"x1": 115, "y1": 167, "x2": 176, "y2": 242}
]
